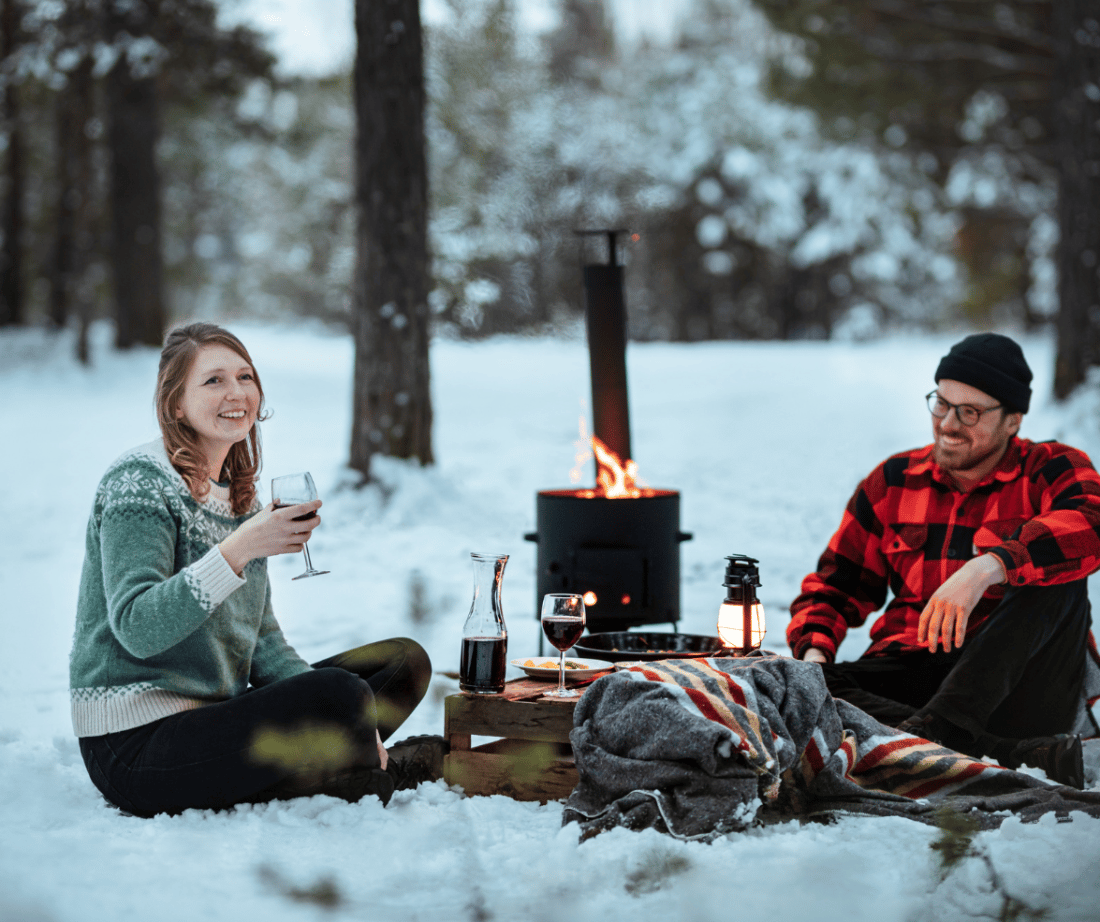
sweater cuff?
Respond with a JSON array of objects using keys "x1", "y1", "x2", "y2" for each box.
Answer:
[{"x1": 185, "y1": 546, "x2": 247, "y2": 612}]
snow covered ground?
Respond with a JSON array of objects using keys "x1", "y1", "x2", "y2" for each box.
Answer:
[{"x1": 1, "y1": 321, "x2": 1098, "y2": 922}]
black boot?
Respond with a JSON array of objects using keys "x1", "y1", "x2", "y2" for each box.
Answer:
[
  {"x1": 257, "y1": 764, "x2": 396, "y2": 807},
  {"x1": 1002, "y1": 735, "x2": 1085, "y2": 790},
  {"x1": 324, "y1": 766, "x2": 397, "y2": 805},
  {"x1": 385, "y1": 735, "x2": 449, "y2": 791}
]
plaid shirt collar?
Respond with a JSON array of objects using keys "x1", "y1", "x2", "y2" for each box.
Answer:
[{"x1": 906, "y1": 436, "x2": 1024, "y2": 491}]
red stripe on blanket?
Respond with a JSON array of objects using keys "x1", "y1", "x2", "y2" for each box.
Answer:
[
  {"x1": 904, "y1": 760, "x2": 993, "y2": 799},
  {"x1": 683, "y1": 686, "x2": 731, "y2": 728},
  {"x1": 622, "y1": 662, "x2": 762, "y2": 758},
  {"x1": 839, "y1": 733, "x2": 858, "y2": 773},
  {"x1": 718, "y1": 671, "x2": 749, "y2": 709},
  {"x1": 624, "y1": 663, "x2": 742, "y2": 734},
  {"x1": 852, "y1": 736, "x2": 923, "y2": 773},
  {"x1": 804, "y1": 738, "x2": 825, "y2": 776}
]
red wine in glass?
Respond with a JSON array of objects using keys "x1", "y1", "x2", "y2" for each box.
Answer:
[
  {"x1": 542, "y1": 617, "x2": 584, "y2": 652},
  {"x1": 460, "y1": 636, "x2": 507, "y2": 694},
  {"x1": 540, "y1": 594, "x2": 586, "y2": 698},
  {"x1": 271, "y1": 472, "x2": 329, "y2": 579},
  {"x1": 274, "y1": 505, "x2": 318, "y2": 523}
]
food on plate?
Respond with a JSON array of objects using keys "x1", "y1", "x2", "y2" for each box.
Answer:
[{"x1": 523, "y1": 659, "x2": 590, "y2": 670}]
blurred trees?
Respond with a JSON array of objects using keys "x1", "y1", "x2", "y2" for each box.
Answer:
[
  {"x1": 350, "y1": 0, "x2": 433, "y2": 479},
  {"x1": 749, "y1": 0, "x2": 1100, "y2": 393},
  {"x1": 6, "y1": 0, "x2": 1092, "y2": 384},
  {"x1": 1052, "y1": 2, "x2": 1100, "y2": 397},
  {"x1": 0, "y1": 0, "x2": 24, "y2": 327},
  {"x1": 422, "y1": 0, "x2": 956, "y2": 341},
  {"x1": 0, "y1": 0, "x2": 274, "y2": 355}
]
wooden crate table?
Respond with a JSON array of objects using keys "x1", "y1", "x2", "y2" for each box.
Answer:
[{"x1": 443, "y1": 673, "x2": 610, "y2": 802}]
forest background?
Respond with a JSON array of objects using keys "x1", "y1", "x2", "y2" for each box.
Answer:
[{"x1": 1, "y1": 0, "x2": 1099, "y2": 409}]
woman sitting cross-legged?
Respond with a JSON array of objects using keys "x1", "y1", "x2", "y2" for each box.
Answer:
[{"x1": 70, "y1": 321, "x2": 445, "y2": 817}]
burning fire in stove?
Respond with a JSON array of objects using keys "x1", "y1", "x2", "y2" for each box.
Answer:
[
  {"x1": 525, "y1": 227, "x2": 690, "y2": 641},
  {"x1": 570, "y1": 421, "x2": 654, "y2": 500}
]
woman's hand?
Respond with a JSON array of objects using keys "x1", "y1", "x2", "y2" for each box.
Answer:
[
  {"x1": 917, "y1": 553, "x2": 1006, "y2": 653},
  {"x1": 802, "y1": 647, "x2": 828, "y2": 664},
  {"x1": 218, "y1": 500, "x2": 322, "y2": 574}
]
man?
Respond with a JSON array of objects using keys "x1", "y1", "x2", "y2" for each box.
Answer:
[{"x1": 788, "y1": 333, "x2": 1100, "y2": 789}]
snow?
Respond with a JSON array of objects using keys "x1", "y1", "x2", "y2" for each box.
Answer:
[{"x1": 2, "y1": 322, "x2": 1100, "y2": 921}]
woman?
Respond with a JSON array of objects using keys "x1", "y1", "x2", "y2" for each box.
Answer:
[{"x1": 70, "y1": 322, "x2": 444, "y2": 817}]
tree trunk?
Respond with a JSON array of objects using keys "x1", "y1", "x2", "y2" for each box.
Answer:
[
  {"x1": 349, "y1": 0, "x2": 433, "y2": 479},
  {"x1": 1052, "y1": 3, "x2": 1100, "y2": 399},
  {"x1": 105, "y1": 0, "x2": 166, "y2": 349},
  {"x1": 51, "y1": 57, "x2": 96, "y2": 340},
  {"x1": 0, "y1": 0, "x2": 24, "y2": 326}
]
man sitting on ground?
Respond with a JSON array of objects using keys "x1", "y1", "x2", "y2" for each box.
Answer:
[{"x1": 788, "y1": 333, "x2": 1100, "y2": 789}]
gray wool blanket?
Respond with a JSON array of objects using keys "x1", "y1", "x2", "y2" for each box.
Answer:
[{"x1": 562, "y1": 655, "x2": 1100, "y2": 841}]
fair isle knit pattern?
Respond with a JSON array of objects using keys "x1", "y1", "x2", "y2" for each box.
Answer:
[{"x1": 70, "y1": 440, "x2": 311, "y2": 737}]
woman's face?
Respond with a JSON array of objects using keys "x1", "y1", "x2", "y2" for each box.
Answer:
[{"x1": 175, "y1": 344, "x2": 260, "y2": 465}]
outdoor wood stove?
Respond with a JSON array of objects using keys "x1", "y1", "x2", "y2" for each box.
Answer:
[{"x1": 525, "y1": 230, "x2": 692, "y2": 645}]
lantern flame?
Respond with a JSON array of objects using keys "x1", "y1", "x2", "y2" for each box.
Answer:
[{"x1": 717, "y1": 601, "x2": 766, "y2": 652}]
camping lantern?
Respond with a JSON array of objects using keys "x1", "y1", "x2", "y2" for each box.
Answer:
[{"x1": 717, "y1": 555, "x2": 766, "y2": 654}]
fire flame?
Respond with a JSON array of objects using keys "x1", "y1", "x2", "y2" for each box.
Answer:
[{"x1": 570, "y1": 418, "x2": 651, "y2": 499}]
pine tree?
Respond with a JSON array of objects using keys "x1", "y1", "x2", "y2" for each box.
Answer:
[
  {"x1": 0, "y1": 0, "x2": 25, "y2": 326},
  {"x1": 350, "y1": 0, "x2": 433, "y2": 479}
]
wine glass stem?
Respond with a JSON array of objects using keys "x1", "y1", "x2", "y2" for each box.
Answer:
[
  {"x1": 301, "y1": 544, "x2": 316, "y2": 573},
  {"x1": 558, "y1": 649, "x2": 566, "y2": 695}
]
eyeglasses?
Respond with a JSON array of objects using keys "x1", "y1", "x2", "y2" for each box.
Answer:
[{"x1": 925, "y1": 390, "x2": 1002, "y2": 427}]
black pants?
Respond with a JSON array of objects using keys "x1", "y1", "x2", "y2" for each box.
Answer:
[
  {"x1": 79, "y1": 638, "x2": 431, "y2": 817},
  {"x1": 820, "y1": 581, "x2": 1091, "y2": 754}
]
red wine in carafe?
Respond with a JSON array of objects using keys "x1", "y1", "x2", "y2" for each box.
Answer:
[
  {"x1": 542, "y1": 617, "x2": 584, "y2": 652},
  {"x1": 460, "y1": 636, "x2": 507, "y2": 694}
]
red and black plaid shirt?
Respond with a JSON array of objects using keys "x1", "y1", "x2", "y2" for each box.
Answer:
[{"x1": 787, "y1": 437, "x2": 1100, "y2": 661}]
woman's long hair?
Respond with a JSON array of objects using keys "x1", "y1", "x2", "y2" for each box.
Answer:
[{"x1": 155, "y1": 323, "x2": 269, "y2": 516}]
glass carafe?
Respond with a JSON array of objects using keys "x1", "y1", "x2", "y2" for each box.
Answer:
[{"x1": 459, "y1": 553, "x2": 509, "y2": 694}]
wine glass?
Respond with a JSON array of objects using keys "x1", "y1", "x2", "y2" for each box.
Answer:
[
  {"x1": 271, "y1": 472, "x2": 330, "y2": 580},
  {"x1": 540, "y1": 593, "x2": 586, "y2": 698}
]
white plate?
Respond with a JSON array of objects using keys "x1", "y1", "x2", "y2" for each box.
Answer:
[{"x1": 509, "y1": 657, "x2": 608, "y2": 681}]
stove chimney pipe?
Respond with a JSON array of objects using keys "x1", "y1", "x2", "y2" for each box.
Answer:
[{"x1": 577, "y1": 229, "x2": 631, "y2": 466}]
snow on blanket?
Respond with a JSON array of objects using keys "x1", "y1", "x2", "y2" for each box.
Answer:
[{"x1": 562, "y1": 656, "x2": 1100, "y2": 841}]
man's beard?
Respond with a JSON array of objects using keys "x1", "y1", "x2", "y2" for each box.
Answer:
[{"x1": 933, "y1": 434, "x2": 1006, "y2": 474}]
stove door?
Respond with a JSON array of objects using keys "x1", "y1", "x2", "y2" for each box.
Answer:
[{"x1": 572, "y1": 545, "x2": 648, "y2": 627}]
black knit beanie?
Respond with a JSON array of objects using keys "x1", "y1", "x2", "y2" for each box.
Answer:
[{"x1": 935, "y1": 333, "x2": 1032, "y2": 413}]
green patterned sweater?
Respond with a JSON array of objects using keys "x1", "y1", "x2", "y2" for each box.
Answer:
[{"x1": 70, "y1": 440, "x2": 311, "y2": 737}]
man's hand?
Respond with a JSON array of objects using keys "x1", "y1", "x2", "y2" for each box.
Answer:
[
  {"x1": 802, "y1": 647, "x2": 828, "y2": 664},
  {"x1": 917, "y1": 553, "x2": 1007, "y2": 653}
]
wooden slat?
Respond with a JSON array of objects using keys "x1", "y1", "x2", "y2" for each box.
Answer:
[
  {"x1": 445, "y1": 694, "x2": 577, "y2": 743},
  {"x1": 444, "y1": 748, "x2": 578, "y2": 802},
  {"x1": 470, "y1": 674, "x2": 611, "y2": 702}
]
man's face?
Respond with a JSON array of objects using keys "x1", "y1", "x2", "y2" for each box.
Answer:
[{"x1": 931, "y1": 378, "x2": 1021, "y2": 479}]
